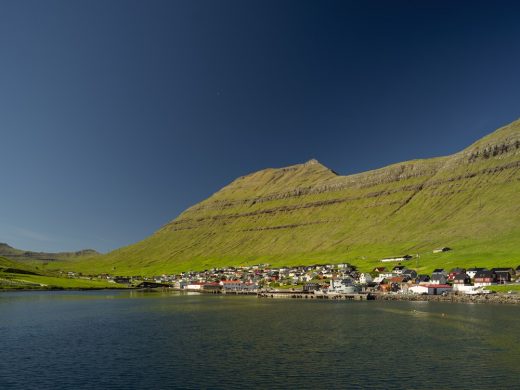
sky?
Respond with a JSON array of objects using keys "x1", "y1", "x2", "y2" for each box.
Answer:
[{"x1": 1, "y1": 0, "x2": 520, "y2": 253}]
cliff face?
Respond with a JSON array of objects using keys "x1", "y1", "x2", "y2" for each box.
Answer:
[{"x1": 84, "y1": 119, "x2": 520, "y2": 274}]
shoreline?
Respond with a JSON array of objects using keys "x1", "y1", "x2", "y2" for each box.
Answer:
[
  {"x1": 2, "y1": 287, "x2": 520, "y2": 305},
  {"x1": 258, "y1": 291, "x2": 520, "y2": 304},
  {"x1": 375, "y1": 292, "x2": 520, "y2": 305},
  {"x1": 0, "y1": 287, "x2": 132, "y2": 293}
]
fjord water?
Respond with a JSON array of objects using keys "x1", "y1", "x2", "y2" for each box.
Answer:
[{"x1": 1, "y1": 291, "x2": 519, "y2": 389}]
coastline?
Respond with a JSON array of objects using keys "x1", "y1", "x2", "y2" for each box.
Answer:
[
  {"x1": 3, "y1": 287, "x2": 520, "y2": 305},
  {"x1": 258, "y1": 290, "x2": 520, "y2": 304},
  {"x1": 375, "y1": 292, "x2": 520, "y2": 305}
]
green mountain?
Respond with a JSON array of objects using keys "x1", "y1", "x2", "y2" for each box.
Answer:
[
  {"x1": 58, "y1": 119, "x2": 520, "y2": 275},
  {"x1": 0, "y1": 243, "x2": 99, "y2": 263}
]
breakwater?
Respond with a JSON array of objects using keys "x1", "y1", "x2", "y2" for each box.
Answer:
[
  {"x1": 376, "y1": 292, "x2": 520, "y2": 304},
  {"x1": 257, "y1": 291, "x2": 376, "y2": 300},
  {"x1": 257, "y1": 291, "x2": 520, "y2": 304}
]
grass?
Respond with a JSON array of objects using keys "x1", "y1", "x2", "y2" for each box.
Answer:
[
  {"x1": 485, "y1": 284, "x2": 520, "y2": 293},
  {"x1": 0, "y1": 256, "x2": 125, "y2": 290}
]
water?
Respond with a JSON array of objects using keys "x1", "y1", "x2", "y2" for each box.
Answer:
[{"x1": 1, "y1": 291, "x2": 519, "y2": 389}]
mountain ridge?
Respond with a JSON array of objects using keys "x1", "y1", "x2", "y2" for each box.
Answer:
[
  {"x1": 0, "y1": 243, "x2": 100, "y2": 263},
  {"x1": 50, "y1": 118, "x2": 520, "y2": 275}
]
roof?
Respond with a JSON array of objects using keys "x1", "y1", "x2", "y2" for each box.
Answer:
[
  {"x1": 474, "y1": 270, "x2": 494, "y2": 278},
  {"x1": 491, "y1": 268, "x2": 513, "y2": 272},
  {"x1": 422, "y1": 284, "x2": 452, "y2": 288}
]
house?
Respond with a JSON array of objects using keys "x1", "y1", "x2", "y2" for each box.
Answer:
[
  {"x1": 466, "y1": 267, "x2": 486, "y2": 279},
  {"x1": 416, "y1": 274, "x2": 430, "y2": 283},
  {"x1": 473, "y1": 270, "x2": 496, "y2": 287},
  {"x1": 174, "y1": 281, "x2": 188, "y2": 289},
  {"x1": 409, "y1": 284, "x2": 452, "y2": 295},
  {"x1": 359, "y1": 273, "x2": 373, "y2": 284},
  {"x1": 373, "y1": 267, "x2": 387, "y2": 273},
  {"x1": 402, "y1": 269, "x2": 418, "y2": 279},
  {"x1": 433, "y1": 247, "x2": 451, "y2": 253},
  {"x1": 329, "y1": 278, "x2": 358, "y2": 293},
  {"x1": 430, "y1": 273, "x2": 448, "y2": 285},
  {"x1": 186, "y1": 282, "x2": 205, "y2": 291},
  {"x1": 113, "y1": 277, "x2": 131, "y2": 285},
  {"x1": 303, "y1": 283, "x2": 320, "y2": 292},
  {"x1": 203, "y1": 282, "x2": 222, "y2": 292},
  {"x1": 242, "y1": 282, "x2": 258, "y2": 291},
  {"x1": 389, "y1": 276, "x2": 408, "y2": 284},
  {"x1": 392, "y1": 265, "x2": 407, "y2": 274},
  {"x1": 448, "y1": 268, "x2": 466, "y2": 281},
  {"x1": 220, "y1": 280, "x2": 245, "y2": 291},
  {"x1": 453, "y1": 273, "x2": 471, "y2": 285},
  {"x1": 491, "y1": 268, "x2": 514, "y2": 284},
  {"x1": 452, "y1": 273, "x2": 472, "y2": 291}
]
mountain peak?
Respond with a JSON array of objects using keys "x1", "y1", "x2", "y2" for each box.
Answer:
[{"x1": 304, "y1": 158, "x2": 320, "y2": 166}]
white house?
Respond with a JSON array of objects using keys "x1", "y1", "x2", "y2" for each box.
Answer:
[
  {"x1": 220, "y1": 280, "x2": 244, "y2": 291},
  {"x1": 329, "y1": 278, "x2": 358, "y2": 293},
  {"x1": 186, "y1": 283, "x2": 204, "y2": 291},
  {"x1": 409, "y1": 284, "x2": 452, "y2": 295},
  {"x1": 358, "y1": 273, "x2": 373, "y2": 284}
]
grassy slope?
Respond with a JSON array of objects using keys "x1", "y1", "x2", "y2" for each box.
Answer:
[
  {"x1": 0, "y1": 256, "x2": 119, "y2": 290},
  {"x1": 49, "y1": 119, "x2": 520, "y2": 276}
]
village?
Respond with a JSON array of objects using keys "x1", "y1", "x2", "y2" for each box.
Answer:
[{"x1": 63, "y1": 253, "x2": 520, "y2": 299}]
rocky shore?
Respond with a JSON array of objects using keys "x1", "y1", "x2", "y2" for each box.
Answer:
[{"x1": 376, "y1": 292, "x2": 520, "y2": 305}]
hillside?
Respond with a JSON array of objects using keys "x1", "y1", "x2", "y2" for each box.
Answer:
[
  {"x1": 0, "y1": 243, "x2": 99, "y2": 263},
  {"x1": 0, "y1": 256, "x2": 120, "y2": 289},
  {"x1": 56, "y1": 119, "x2": 520, "y2": 275}
]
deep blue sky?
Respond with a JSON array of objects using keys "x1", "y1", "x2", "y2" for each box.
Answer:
[{"x1": 1, "y1": 0, "x2": 520, "y2": 253}]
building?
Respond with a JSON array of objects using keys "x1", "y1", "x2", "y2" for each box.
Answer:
[
  {"x1": 467, "y1": 267, "x2": 486, "y2": 279},
  {"x1": 186, "y1": 282, "x2": 204, "y2": 291},
  {"x1": 402, "y1": 269, "x2": 418, "y2": 279},
  {"x1": 448, "y1": 268, "x2": 466, "y2": 281},
  {"x1": 473, "y1": 270, "x2": 496, "y2": 287},
  {"x1": 303, "y1": 283, "x2": 321, "y2": 292},
  {"x1": 409, "y1": 284, "x2": 452, "y2": 295},
  {"x1": 491, "y1": 268, "x2": 514, "y2": 284},
  {"x1": 381, "y1": 255, "x2": 412, "y2": 263},
  {"x1": 203, "y1": 282, "x2": 222, "y2": 292},
  {"x1": 358, "y1": 273, "x2": 373, "y2": 284},
  {"x1": 452, "y1": 273, "x2": 471, "y2": 291},
  {"x1": 329, "y1": 278, "x2": 358, "y2": 293},
  {"x1": 433, "y1": 247, "x2": 451, "y2": 253},
  {"x1": 392, "y1": 265, "x2": 407, "y2": 274},
  {"x1": 430, "y1": 273, "x2": 448, "y2": 285},
  {"x1": 220, "y1": 280, "x2": 244, "y2": 291}
]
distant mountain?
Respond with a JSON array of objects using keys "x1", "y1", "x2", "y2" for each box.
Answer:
[
  {"x1": 63, "y1": 119, "x2": 520, "y2": 275},
  {"x1": 0, "y1": 243, "x2": 99, "y2": 263}
]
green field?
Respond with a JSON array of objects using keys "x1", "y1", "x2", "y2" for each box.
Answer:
[
  {"x1": 19, "y1": 119, "x2": 520, "y2": 276},
  {"x1": 0, "y1": 257, "x2": 124, "y2": 290},
  {"x1": 485, "y1": 284, "x2": 520, "y2": 293}
]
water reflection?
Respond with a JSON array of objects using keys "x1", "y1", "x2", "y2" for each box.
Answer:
[{"x1": 0, "y1": 292, "x2": 519, "y2": 389}]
